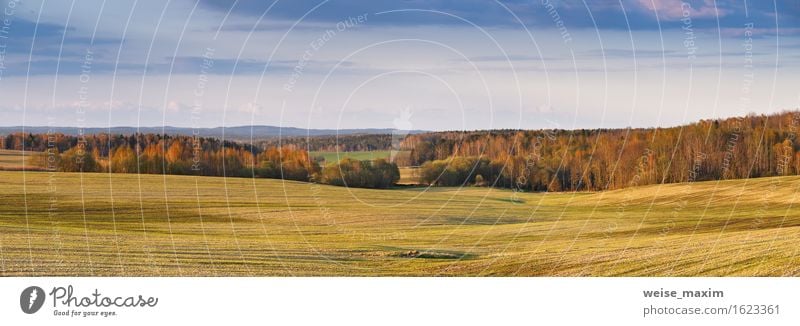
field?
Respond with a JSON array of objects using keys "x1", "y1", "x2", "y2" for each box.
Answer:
[
  {"x1": 398, "y1": 167, "x2": 419, "y2": 185},
  {"x1": 0, "y1": 149, "x2": 44, "y2": 171},
  {"x1": 311, "y1": 150, "x2": 392, "y2": 164},
  {"x1": 1, "y1": 170, "x2": 799, "y2": 276},
  {"x1": 311, "y1": 150, "x2": 412, "y2": 164}
]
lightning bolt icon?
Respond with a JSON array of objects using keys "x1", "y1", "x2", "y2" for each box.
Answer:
[{"x1": 29, "y1": 288, "x2": 38, "y2": 310}]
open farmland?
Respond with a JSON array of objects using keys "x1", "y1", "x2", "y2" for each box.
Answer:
[
  {"x1": 311, "y1": 150, "x2": 412, "y2": 165},
  {"x1": 398, "y1": 167, "x2": 419, "y2": 185},
  {"x1": 0, "y1": 150, "x2": 44, "y2": 171},
  {"x1": 0, "y1": 170, "x2": 799, "y2": 276}
]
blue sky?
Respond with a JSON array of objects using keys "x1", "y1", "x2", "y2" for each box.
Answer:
[{"x1": 0, "y1": 0, "x2": 797, "y2": 131}]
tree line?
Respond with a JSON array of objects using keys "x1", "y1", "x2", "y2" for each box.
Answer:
[
  {"x1": 406, "y1": 111, "x2": 800, "y2": 191},
  {"x1": 0, "y1": 133, "x2": 398, "y2": 187},
  {"x1": 320, "y1": 158, "x2": 400, "y2": 189}
]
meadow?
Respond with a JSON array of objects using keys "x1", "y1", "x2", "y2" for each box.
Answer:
[
  {"x1": 310, "y1": 150, "x2": 393, "y2": 164},
  {"x1": 1, "y1": 168, "x2": 799, "y2": 276},
  {"x1": 397, "y1": 167, "x2": 419, "y2": 185},
  {"x1": 0, "y1": 149, "x2": 44, "y2": 171}
]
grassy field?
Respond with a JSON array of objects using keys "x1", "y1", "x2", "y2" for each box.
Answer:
[
  {"x1": 0, "y1": 149, "x2": 43, "y2": 170},
  {"x1": 311, "y1": 150, "x2": 392, "y2": 164},
  {"x1": 398, "y1": 167, "x2": 419, "y2": 185},
  {"x1": 311, "y1": 150, "x2": 412, "y2": 164},
  {"x1": 1, "y1": 170, "x2": 799, "y2": 276}
]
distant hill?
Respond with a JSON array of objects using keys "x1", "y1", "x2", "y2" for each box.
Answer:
[{"x1": 0, "y1": 126, "x2": 427, "y2": 139}]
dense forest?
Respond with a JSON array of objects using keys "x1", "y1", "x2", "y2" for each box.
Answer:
[
  {"x1": 0, "y1": 132, "x2": 403, "y2": 188},
  {"x1": 320, "y1": 158, "x2": 400, "y2": 189},
  {"x1": 0, "y1": 133, "x2": 321, "y2": 181},
  {"x1": 405, "y1": 111, "x2": 800, "y2": 191}
]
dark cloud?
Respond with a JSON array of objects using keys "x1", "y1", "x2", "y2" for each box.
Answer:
[
  {"x1": 0, "y1": 0, "x2": 794, "y2": 79},
  {"x1": 0, "y1": 16, "x2": 122, "y2": 58},
  {"x1": 198, "y1": 0, "x2": 798, "y2": 30}
]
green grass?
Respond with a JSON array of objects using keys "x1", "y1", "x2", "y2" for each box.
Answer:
[
  {"x1": 311, "y1": 150, "x2": 408, "y2": 164},
  {"x1": 1, "y1": 170, "x2": 799, "y2": 276}
]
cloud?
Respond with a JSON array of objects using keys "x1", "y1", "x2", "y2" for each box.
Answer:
[
  {"x1": 465, "y1": 54, "x2": 549, "y2": 62},
  {"x1": 634, "y1": 0, "x2": 724, "y2": 20},
  {"x1": 717, "y1": 27, "x2": 800, "y2": 38},
  {"x1": 197, "y1": 0, "x2": 797, "y2": 30},
  {"x1": 166, "y1": 100, "x2": 188, "y2": 113}
]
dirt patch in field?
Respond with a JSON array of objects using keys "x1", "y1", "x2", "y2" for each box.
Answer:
[{"x1": 394, "y1": 249, "x2": 476, "y2": 260}]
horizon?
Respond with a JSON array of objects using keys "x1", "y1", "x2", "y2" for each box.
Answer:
[{"x1": 3, "y1": 108, "x2": 800, "y2": 134}]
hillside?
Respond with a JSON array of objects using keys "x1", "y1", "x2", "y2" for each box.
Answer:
[{"x1": 0, "y1": 170, "x2": 797, "y2": 276}]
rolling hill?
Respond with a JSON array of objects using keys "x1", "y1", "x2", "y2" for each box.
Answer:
[{"x1": 0, "y1": 170, "x2": 797, "y2": 276}]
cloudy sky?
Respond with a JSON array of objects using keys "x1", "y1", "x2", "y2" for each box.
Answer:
[{"x1": 0, "y1": 0, "x2": 797, "y2": 131}]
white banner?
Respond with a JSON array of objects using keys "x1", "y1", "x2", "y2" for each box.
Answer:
[{"x1": 0, "y1": 278, "x2": 795, "y2": 325}]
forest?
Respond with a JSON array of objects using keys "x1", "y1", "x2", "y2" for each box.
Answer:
[
  {"x1": 0, "y1": 133, "x2": 321, "y2": 181},
  {"x1": 4, "y1": 111, "x2": 800, "y2": 192},
  {"x1": 320, "y1": 158, "x2": 400, "y2": 189},
  {"x1": 0, "y1": 132, "x2": 403, "y2": 188},
  {"x1": 407, "y1": 111, "x2": 800, "y2": 191}
]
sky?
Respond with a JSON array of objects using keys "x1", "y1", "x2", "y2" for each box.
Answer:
[{"x1": 0, "y1": 0, "x2": 797, "y2": 131}]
